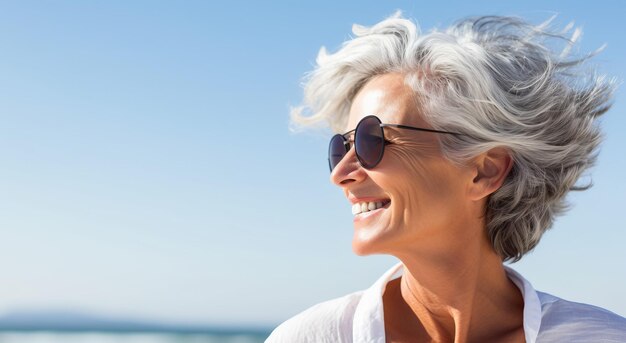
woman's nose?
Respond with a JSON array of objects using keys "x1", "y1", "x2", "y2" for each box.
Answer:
[{"x1": 330, "y1": 147, "x2": 367, "y2": 187}]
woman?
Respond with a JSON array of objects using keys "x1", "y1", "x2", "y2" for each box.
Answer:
[{"x1": 268, "y1": 14, "x2": 626, "y2": 342}]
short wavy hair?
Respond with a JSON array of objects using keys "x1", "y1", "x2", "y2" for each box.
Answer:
[{"x1": 291, "y1": 13, "x2": 616, "y2": 261}]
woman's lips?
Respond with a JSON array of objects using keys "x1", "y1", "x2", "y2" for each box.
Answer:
[
  {"x1": 352, "y1": 199, "x2": 391, "y2": 215},
  {"x1": 353, "y1": 201, "x2": 391, "y2": 222}
]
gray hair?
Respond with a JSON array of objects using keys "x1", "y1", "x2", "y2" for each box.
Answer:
[{"x1": 291, "y1": 13, "x2": 616, "y2": 261}]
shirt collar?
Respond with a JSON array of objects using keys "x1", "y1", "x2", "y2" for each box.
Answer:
[
  {"x1": 353, "y1": 262, "x2": 542, "y2": 343},
  {"x1": 504, "y1": 265, "x2": 542, "y2": 343}
]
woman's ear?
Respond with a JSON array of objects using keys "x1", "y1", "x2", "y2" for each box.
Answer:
[{"x1": 469, "y1": 147, "x2": 513, "y2": 200}]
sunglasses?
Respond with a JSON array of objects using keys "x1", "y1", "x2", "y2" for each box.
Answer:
[{"x1": 328, "y1": 115, "x2": 463, "y2": 172}]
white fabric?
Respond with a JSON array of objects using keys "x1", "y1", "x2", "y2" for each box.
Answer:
[{"x1": 267, "y1": 263, "x2": 626, "y2": 342}]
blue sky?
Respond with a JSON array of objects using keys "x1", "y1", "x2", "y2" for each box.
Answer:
[{"x1": 0, "y1": 1, "x2": 624, "y2": 328}]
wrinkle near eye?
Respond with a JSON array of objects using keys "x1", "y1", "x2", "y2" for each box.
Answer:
[{"x1": 386, "y1": 136, "x2": 442, "y2": 159}]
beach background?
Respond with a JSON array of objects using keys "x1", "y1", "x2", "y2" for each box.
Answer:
[
  {"x1": 0, "y1": 1, "x2": 624, "y2": 342},
  {"x1": 0, "y1": 333, "x2": 267, "y2": 343}
]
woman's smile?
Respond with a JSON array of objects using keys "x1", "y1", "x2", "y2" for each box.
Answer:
[{"x1": 352, "y1": 200, "x2": 391, "y2": 222}]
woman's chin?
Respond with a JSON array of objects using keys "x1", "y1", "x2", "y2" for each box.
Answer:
[
  {"x1": 351, "y1": 208, "x2": 395, "y2": 255},
  {"x1": 352, "y1": 243, "x2": 372, "y2": 256},
  {"x1": 352, "y1": 234, "x2": 386, "y2": 256}
]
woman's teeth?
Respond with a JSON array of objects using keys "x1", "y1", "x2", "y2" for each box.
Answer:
[{"x1": 352, "y1": 201, "x2": 385, "y2": 215}]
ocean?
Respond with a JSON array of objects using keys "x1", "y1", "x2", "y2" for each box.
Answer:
[{"x1": 0, "y1": 332, "x2": 269, "y2": 343}]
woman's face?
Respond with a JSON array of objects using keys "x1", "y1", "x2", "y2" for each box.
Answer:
[{"x1": 331, "y1": 73, "x2": 477, "y2": 257}]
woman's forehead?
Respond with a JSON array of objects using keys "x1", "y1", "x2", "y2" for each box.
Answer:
[{"x1": 346, "y1": 74, "x2": 427, "y2": 131}]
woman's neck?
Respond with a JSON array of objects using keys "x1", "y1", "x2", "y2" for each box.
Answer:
[{"x1": 384, "y1": 235, "x2": 524, "y2": 343}]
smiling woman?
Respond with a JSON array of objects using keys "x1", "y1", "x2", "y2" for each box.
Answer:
[
  {"x1": 332, "y1": 74, "x2": 483, "y2": 260},
  {"x1": 267, "y1": 13, "x2": 626, "y2": 343}
]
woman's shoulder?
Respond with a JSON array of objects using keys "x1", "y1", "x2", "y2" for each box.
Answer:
[
  {"x1": 537, "y1": 291, "x2": 626, "y2": 342},
  {"x1": 265, "y1": 290, "x2": 364, "y2": 343}
]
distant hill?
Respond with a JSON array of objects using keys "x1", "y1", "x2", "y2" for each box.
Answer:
[{"x1": 0, "y1": 309, "x2": 272, "y2": 335}]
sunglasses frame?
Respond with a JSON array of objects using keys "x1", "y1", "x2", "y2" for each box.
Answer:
[{"x1": 328, "y1": 115, "x2": 463, "y2": 172}]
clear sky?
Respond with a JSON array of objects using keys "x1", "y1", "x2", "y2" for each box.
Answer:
[{"x1": 0, "y1": 0, "x2": 624, "y2": 328}]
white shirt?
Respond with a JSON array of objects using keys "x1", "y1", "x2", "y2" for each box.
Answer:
[{"x1": 267, "y1": 263, "x2": 626, "y2": 342}]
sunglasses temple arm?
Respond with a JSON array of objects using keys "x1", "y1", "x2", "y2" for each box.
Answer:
[{"x1": 381, "y1": 124, "x2": 463, "y2": 136}]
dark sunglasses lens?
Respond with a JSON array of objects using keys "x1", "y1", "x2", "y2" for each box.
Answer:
[
  {"x1": 328, "y1": 134, "x2": 348, "y2": 171},
  {"x1": 355, "y1": 116, "x2": 384, "y2": 169}
]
